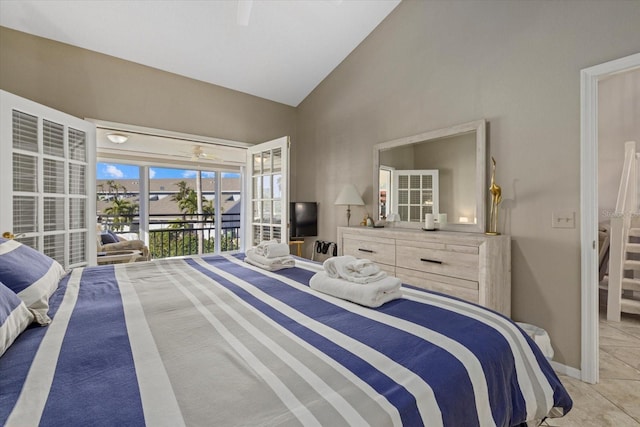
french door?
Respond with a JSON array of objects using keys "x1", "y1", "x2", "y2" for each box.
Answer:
[
  {"x1": 0, "y1": 90, "x2": 96, "y2": 268},
  {"x1": 245, "y1": 136, "x2": 289, "y2": 247}
]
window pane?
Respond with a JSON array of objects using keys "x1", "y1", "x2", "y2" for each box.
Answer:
[
  {"x1": 410, "y1": 189, "x2": 420, "y2": 205},
  {"x1": 44, "y1": 234, "x2": 65, "y2": 265},
  {"x1": 44, "y1": 197, "x2": 65, "y2": 231},
  {"x1": 68, "y1": 127, "x2": 86, "y2": 162},
  {"x1": 13, "y1": 196, "x2": 37, "y2": 234},
  {"x1": 69, "y1": 232, "x2": 86, "y2": 265},
  {"x1": 43, "y1": 119, "x2": 64, "y2": 157},
  {"x1": 12, "y1": 110, "x2": 38, "y2": 152},
  {"x1": 273, "y1": 174, "x2": 282, "y2": 199},
  {"x1": 261, "y1": 225, "x2": 271, "y2": 242},
  {"x1": 272, "y1": 226, "x2": 281, "y2": 242},
  {"x1": 273, "y1": 201, "x2": 282, "y2": 222},
  {"x1": 272, "y1": 148, "x2": 282, "y2": 173},
  {"x1": 262, "y1": 201, "x2": 272, "y2": 223},
  {"x1": 69, "y1": 198, "x2": 86, "y2": 229},
  {"x1": 69, "y1": 164, "x2": 86, "y2": 195},
  {"x1": 262, "y1": 175, "x2": 272, "y2": 199},
  {"x1": 262, "y1": 151, "x2": 272, "y2": 174},
  {"x1": 410, "y1": 206, "x2": 420, "y2": 222},
  {"x1": 13, "y1": 153, "x2": 37, "y2": 192},
  {"x1": 44, "y1": 159, "x2": 65, "y2": 194},
  {"x1": 252, "y1": 201, "x2": 260, "y2": 222}
]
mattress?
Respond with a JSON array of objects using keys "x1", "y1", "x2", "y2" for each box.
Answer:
[{"x1": 0, "y1": 254, "x2": 572, "y2": 426}]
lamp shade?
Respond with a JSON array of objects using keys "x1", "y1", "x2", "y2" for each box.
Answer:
[{"x1": 334, "y1": 184, "x2": 364, "y2": 206}]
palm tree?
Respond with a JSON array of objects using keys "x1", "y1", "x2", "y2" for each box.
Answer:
[
  {"x1": 172, "y1": 181, "x2": 192, "y2": 222},
  {"x1": 104, "y1": 198, "x2": 138, "y2": 231}
]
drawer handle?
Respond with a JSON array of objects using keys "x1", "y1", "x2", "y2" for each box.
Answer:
[
  {"x1": 358, "y1": 248, "x2": 374, "y2": 253},
  {"x1": 420, "y1": 258, "x2": 442, "y2": 264}
]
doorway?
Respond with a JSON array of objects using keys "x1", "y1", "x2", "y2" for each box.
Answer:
[{"x1": 580, "y1": 52, "x2": 640, "y2": 384}]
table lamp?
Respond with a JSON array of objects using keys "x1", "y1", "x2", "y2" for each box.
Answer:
[{"x1": 334, "y1": 184, "x2": 364, "y2": 227}]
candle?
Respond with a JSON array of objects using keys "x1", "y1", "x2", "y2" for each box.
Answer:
[{"x1": 425, "y1": 213, "x2": 434, "y2": 230}]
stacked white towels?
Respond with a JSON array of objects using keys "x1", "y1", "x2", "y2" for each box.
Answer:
[
  {"x1": 245, "y1": 241, "x2": 294, "y2": 271},
  {"x1": 323, "y1": 255, "x2": 387, "y2": 284},
  {"x1": 254, "y1": 240, "x2": 290, "y2": 258},
  {"x1": 310, "y1": 256, "x2": 402, "y2": 308},
  {"x1": 310, "y1": 272, "x2": 402, "y2": 308}
]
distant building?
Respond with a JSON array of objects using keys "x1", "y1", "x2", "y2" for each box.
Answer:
[{"x1": 97, "y1": 177, "x2": 241, "y2": 230}]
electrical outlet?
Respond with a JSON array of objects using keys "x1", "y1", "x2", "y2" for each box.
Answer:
[{"x1": 552, "y1": 211, "x2": 575, "y2": 228}]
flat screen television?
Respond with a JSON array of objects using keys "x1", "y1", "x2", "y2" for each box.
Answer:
[{"x1": 290, "y1": 202, "x2": 318, "y2": 238}]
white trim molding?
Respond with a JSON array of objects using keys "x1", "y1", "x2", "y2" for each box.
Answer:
[
  {"x1": 551, "y1": 361, "x2": 582, "y2": 381},
  {"x1": 580, "y1": 52, "x2": 640, "y2": 384}
]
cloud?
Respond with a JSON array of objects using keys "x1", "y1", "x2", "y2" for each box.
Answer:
[
  {"x1": 202, "y1": 171, "x2": 216, "y2": 178},
  {"x1": 105, "y1": 164, "x2": 124, "y2": 178},
  {"x1": 222, "y1": 172, "x2": 240, "y2": 178},
  {"x1": 149, "y1": 168, "x2": 156, "y2": 179},
  {"x1": 182, "y1": 170, "x2": 197, "y2": 178}
]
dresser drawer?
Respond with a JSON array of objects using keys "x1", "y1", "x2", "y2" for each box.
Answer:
[
  {"x1": 342, "y1": 235, "x2": 395, "y2": 266},
  {"x1": 395, "y1": 239, "x2": 479, "y2": 281},
  {"x1": 396, "y1": 267, "x2": 479, "y2": 304}
]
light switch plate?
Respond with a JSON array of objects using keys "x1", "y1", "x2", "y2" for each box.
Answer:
[{"x1": 552, "y1": 211, "x2": 575, "y2": 228}]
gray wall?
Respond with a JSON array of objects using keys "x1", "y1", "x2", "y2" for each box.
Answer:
[{"x1": 295, "y1": 0, "x2": 640, "y2": 368}]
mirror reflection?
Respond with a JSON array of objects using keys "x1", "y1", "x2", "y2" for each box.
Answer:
[{"x1": 374, "y1": 120, "x2": 486, "y2": 233}]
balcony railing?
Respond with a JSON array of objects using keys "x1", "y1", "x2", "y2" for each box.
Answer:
[{"x1": 99, "y1": 213, "x2": 241, "y2": 259}]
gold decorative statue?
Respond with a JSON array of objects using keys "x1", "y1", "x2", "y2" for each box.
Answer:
[{"x1": 487, "y1": 156, "x2": 502, "y2": 235}]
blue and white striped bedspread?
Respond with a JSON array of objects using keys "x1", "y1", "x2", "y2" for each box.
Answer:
[{"x1": 0, "y1": 254, "x2": 571, "y2": 426}]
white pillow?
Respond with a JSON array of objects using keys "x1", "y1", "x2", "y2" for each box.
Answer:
[
  {"x1": 0, "y1": 281, "x2": 35, "y2": 356},
  {"x1": 0, "y1": 238, "x2": 66, "y2": 325}
]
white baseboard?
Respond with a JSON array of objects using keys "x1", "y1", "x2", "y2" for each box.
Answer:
[{"x1": 551, "y1": 360, "x2": 582, "y2": 380}]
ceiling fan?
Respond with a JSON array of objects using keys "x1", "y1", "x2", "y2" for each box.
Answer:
[
  {"x1": 237, "y1": 0, "x2": 253, "y2": 26},
  {"x1": 184, "y1": 145, "x2": 224, "y2": 162}
]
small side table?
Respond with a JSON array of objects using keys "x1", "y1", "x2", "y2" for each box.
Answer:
[
  {"x1": 288, "y1": 240, "x2": 303, "y2": 257},
  {"x1": 97, "y1": 250, "x2": 143, "y2": 265}
]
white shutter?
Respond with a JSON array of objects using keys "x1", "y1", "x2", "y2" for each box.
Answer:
[
  {"x1": 0, "y1": 90, "x2": 96, "y2": 268},
  {"x1": 393, "y1": 169, "x2": 439, "y2": 223}
]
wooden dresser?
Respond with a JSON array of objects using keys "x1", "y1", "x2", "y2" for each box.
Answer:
[{"x1": 337, "y1": 226, "x2": 511, "y2": 316}]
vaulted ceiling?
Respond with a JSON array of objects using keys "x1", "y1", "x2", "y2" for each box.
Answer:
[{"x1": 0, "y1": 0, "x2": 400, "y2": 106}]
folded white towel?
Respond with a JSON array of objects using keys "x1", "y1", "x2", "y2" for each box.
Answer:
[
  {"x1": 346, "y1": 258, "x2": 381, "y2": 277},
  {"x1": 324, "y1": 255, "x2": 355, "y2": 278},
  {"x1": 309, "y1": 271, "x2": 402, "y2": 308},
  {"x1": 262, "y1": 242, "x2": 290, "y2": 258},
  {"x1": 244, "y1": 256, "x2": 293, "y2": 271},
  {"x1": 323, "y1": 256, "x2": 387, "y2": 284},
  {"x1": 254, "y1": 240, "x2": 277, "y2": 255},
  {"x1": 245, "y1": 248, "x2": 294, "y2": 271}
]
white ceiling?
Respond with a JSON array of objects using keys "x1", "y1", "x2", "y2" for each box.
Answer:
[{"x1": 0, "y1": 0, "x2": 400, "y2": 107}]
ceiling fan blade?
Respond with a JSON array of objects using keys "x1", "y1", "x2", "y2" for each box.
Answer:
[{"x1": 237, "y1": 0, "x2": 253, "y2": 26}]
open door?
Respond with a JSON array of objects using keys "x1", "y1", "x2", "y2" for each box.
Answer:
[
  {"x1": 0, "y1": 90, "x2": 96, "y2": 268},
  {"x1": 245, "y1": 136, "x2": 289, "y2": 248}
]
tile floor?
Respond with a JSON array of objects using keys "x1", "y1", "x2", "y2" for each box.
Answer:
[{"x1": 543, "y1": 304, "x2": 640, "y2": 426}]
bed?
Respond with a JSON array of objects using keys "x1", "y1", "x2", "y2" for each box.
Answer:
[{"x1": 1, "y1": 251, "x2": 572, "y2": 426}]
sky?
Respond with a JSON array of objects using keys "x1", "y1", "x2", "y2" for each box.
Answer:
[{"x1": 97, "y1": 162, "x2": 239, "y2": 180}]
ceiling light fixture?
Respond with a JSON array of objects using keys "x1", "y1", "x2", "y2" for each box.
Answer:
[{"x1": 106, "y1": 133, "x2": 128, "y2": 144}]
